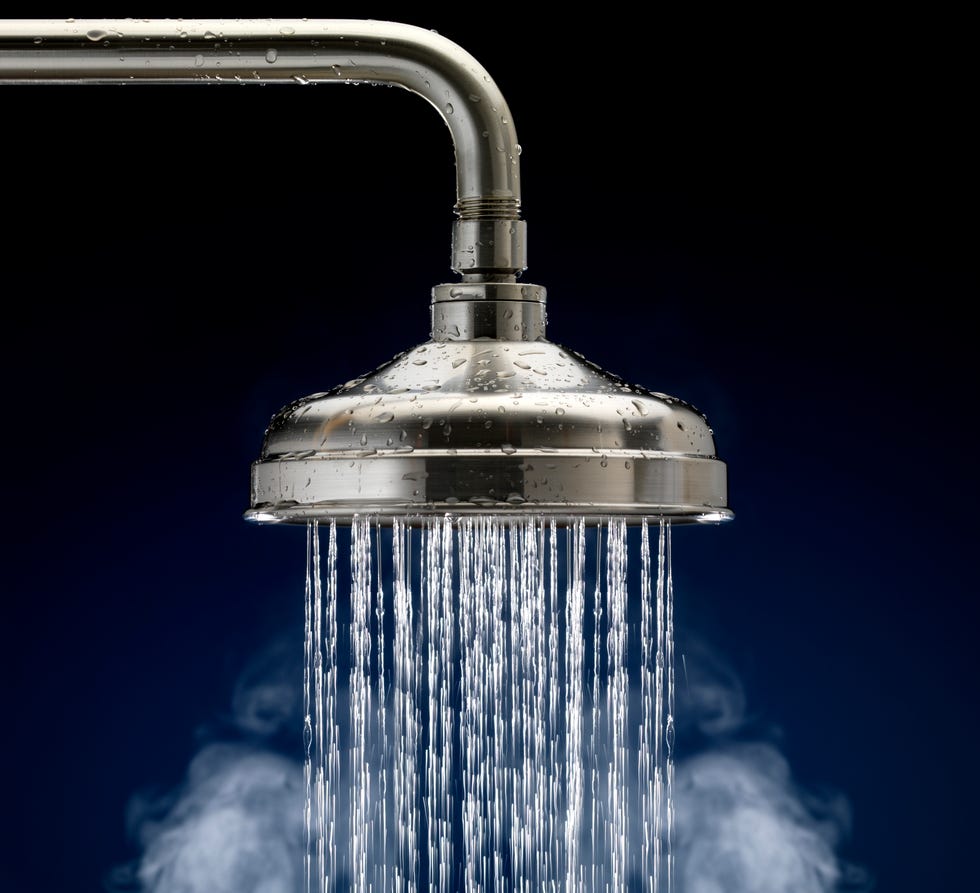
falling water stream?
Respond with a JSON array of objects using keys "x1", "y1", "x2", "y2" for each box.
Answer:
[{"x1": 303, "y1": 516, "x2": 675, "y2": 893}]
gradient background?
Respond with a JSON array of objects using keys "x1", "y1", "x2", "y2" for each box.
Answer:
[{"x1": 2, "y1": 10, "x2": 974, "y2": 891}]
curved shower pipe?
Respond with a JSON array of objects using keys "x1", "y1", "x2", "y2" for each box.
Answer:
[{"x1": 0, "y1": 18, "x2": 526, "y2": 279}]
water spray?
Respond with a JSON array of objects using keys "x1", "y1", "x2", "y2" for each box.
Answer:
[{"x1": 1, "y1": 20, "x2": 732, "y2": 891}]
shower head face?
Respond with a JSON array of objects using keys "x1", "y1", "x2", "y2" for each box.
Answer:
[{"x1": 247, "y1": 291, "x2": 731, "y2": 524}]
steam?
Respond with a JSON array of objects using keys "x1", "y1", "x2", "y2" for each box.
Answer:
[
  {"x1": 677, "y1": 641, "x2": 748, "y2": 737},
  {"x1": 229, "y1": 636, "x2": 303, "y2": 741},
  {"x1": 128, "y1": 745, "x2": 303, "y2": 893},
  {"x1": 110, "y1": 636, "x2": 870, "y2": 892},
  {"x1": 107, "y1": 640, "x2": 306, "y2": 893},
  {"x1": 675, "y1": 744, "x2": 850, "y2": 892},
  {"x1": 673, "y1": 640, "x2": 873, "y2": 892}
]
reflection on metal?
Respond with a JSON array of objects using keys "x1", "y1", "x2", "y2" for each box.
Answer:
[{"x1": 248, "y1": 292, "x2": 731, "y2": 523}]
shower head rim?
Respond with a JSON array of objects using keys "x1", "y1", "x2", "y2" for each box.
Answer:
[
  {"x1": 249, "y1": 336, "x2": 731, "y2": 525},
  {"x1": 244, "y1": 505, "x2": 734, "y2": 525}
]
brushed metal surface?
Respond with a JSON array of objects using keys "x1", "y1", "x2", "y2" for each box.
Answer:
[{"x1": 248, "y1": 333, "x2": 731, "y2": 523}]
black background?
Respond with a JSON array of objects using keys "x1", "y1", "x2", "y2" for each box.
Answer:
[{"x1": 2, "y1": 10, "x2": 975, "y2": 891}]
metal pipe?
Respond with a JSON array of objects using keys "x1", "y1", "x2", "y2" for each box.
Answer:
[{"x1": 0, "y1": 18, "x2": 526, "y2": 276}]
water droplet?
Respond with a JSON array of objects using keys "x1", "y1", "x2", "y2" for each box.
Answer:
[
  {"x1": 360, "y1": 433, "x2": 368, "y2": 446},
  {"x1": 280, "y1": 25, "x2": 296, "y2": 35},
  {"x1": 265, "y1": 48, "x2": 278, "y2": 63},
  {"x1": 632, "y1": 399, "x2": 650, "y2": 416},
  {"x1": 451, "y1": 358, "x2": 467, "y2": 369},
  {"x1": 293, "y1": 75, "x2": 310, "y2": 85},
  {"x1": 376, "y1": 412, "x2": 395, "y2": 423},
  {"x1": 445, "y1": 102, "x2": 454, "y2": 116},
  {"x1": 194, "y1": 54, "x2": 205, "y2": 67},
  {"x1": 513, "y1": 360, "x2": 531, "y2": 370},
  {"x1": 413, "y1": 359, "x2": 428, "y2": 366},
  {"x1": 500, "y1": 443, "x2": 517, "y2": 455},
  {"x1": 556, "y1": 407, "x2": 566, "y2": 415},
  {"x1": 86, "y1": 29, "x2": 107, "y2": 42}
]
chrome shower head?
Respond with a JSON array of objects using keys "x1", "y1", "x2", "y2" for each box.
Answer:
[
  {"x1": 246, "y1": 282, "x2": 731, "y2": 524},
  {"x1": 0, "y1": 18, "x2": 731, "y2": 523}
]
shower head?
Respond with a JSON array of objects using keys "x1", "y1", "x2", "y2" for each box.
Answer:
[
  {"x1": 246, "y1": 282, "x2": 731, "y2": 524},
  {"x1": 0, "y1": 18, "x2": 731, "y2": 523}
]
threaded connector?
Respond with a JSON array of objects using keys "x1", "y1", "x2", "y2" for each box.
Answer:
[{"x1": 456, "y1": 196, "x2": 521, "y2": 221}]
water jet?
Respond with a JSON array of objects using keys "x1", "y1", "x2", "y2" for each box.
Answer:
[{"x1": 1, "y1": 19, "x2": 731, "y2": 891}]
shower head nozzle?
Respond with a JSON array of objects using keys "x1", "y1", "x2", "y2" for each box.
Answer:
[{"x1": 246, "y1": 283, "x2": 732, "y2": 525}]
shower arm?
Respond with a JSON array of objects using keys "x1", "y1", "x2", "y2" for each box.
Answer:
[{"x1": 0, "y1": 18, "x2": 526, "y2": 281}]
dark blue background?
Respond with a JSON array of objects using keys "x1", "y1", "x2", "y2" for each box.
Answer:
[{"x1": 2, "y1": 10, "x2": 974, "y2": 891}]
